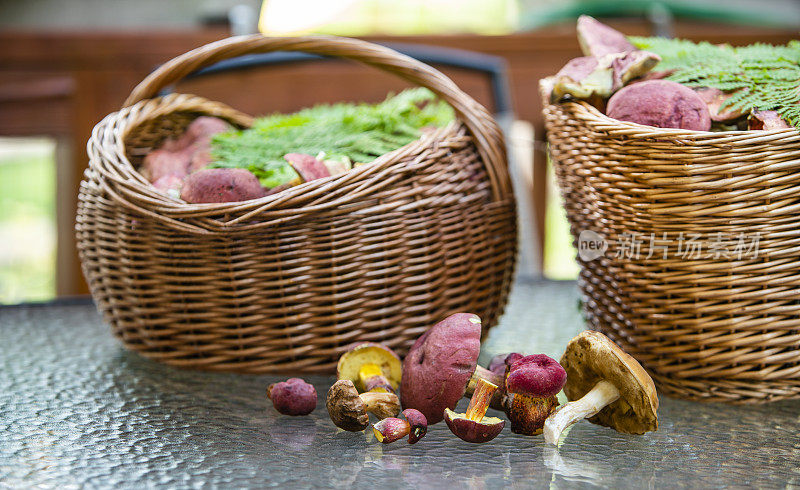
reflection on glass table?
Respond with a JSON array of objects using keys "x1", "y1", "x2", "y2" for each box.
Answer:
[{"x1": 1, "y1": 280, "x2": 799, "y2": 488}]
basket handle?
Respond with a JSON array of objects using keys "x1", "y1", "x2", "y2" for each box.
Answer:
[{"x1": 123, "y1": 35, "x2": 512, "y2": 201}]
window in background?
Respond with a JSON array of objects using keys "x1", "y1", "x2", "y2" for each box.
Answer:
[
  {"x1": 544, "y1": 158, "x2": 579, "y2": 280},
  {"x1": 259, "y1": 0, "x2": 518, "y2": 36},
  {"x1": 0, "y1": 137, "x2": 57, "y2": 304}
]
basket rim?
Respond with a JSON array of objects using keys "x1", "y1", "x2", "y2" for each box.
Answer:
[
  {"x1": 85, "y1": 93, "x2": 485, "y2": 234},
  {"x1": 540, "y1": 80, "x2": 800, "y2": 145}
]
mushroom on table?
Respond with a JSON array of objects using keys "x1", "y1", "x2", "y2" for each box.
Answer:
[
  {"x1": 543, "y1": 331, "x2": 659, "y2": 445},
  {"x1": 444, "y1": 377, "x2": 505, "y2": 443},
  {"x1": 326, "y1": 379, "x2": 401, "y2": 431},
  {"x1": 399, "y1": 312, "x2": 483, "y2": 425},
  {"x1": 399, "y1": 313, "x2": 502, "y2": 424},
  {"x1": 504, "y1": 354, "x2": 566, "y2": 436},
  {"x1": 267, "y1": 378, "x2": 317, "y2": 416},
  {"x1": 337, "y1": 342, "x2": 402, "y2": 394},
  {"x1": 372, "y1": 409, "x2": 428, "y2": 444}
]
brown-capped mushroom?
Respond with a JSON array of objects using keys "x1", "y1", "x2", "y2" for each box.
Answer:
[
  {"x1": 444, "y1": 377, "x2": 505, "y2": 443},
  {"x1": 372, "y1": 408, "x2": 428, "y2": 444},
  {"x1": 326, "y1": 379, "x2": 400, "y2": 431},
  {"x1": 337, "y1": 342, "x2": 402, "y2": 394},
  {"x1": 399, "y1": 313, "x2": 502, "y2": 425},
  {"x1": 543, "y1": 331, "x2": 659, "y2": 445}
]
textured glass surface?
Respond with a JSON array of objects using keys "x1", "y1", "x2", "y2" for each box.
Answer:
[{"x1": 2, "y1": 281, "x2": 799, "y2": 488}]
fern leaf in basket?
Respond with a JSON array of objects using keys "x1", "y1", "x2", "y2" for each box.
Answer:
[
  {"x1": 630, "y1": 37, "x2": 800, "y2": 130},
  {"x1": 210, "y1": 88, "x2": 455, "y2": 188}
]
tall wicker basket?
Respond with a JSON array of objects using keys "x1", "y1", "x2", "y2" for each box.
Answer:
[
  {"x1": 544, "y1": 87, "x2": 800, "y2": 404},
  {"x1": 75, "y1": 36, "x2": 517, "y2": 374}
]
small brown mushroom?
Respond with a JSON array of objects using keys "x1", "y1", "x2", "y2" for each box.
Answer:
[
  {"x1": 543, "y1": 331, "x2": 659, "y2": 445},
  {"x1": 337, "y1": 342, "x2": 402, "y2": 394},
  {"x1": 326, "y1": 379, "x2": 400, "y2": 431}
]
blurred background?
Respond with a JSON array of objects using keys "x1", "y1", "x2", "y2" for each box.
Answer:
[{"x1": 1, "y1": 0, "x2": 798, "y2": 303}]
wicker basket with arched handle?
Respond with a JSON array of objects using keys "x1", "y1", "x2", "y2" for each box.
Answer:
[
  {"x1": 543, "y1": 85, "x2": 800, "y2": 404},
  {"x1": 75, "y1": 35, "x2": 517, "y2": 373}
]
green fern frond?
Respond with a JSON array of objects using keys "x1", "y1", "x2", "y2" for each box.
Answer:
[
  {"x1": 209, "y1": 88, "x2": 454, "y2": 188},
  {"x1": 630, "y1": 36, "x2": 800, "y2": 130}
]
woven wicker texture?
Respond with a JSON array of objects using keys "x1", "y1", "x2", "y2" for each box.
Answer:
[
  {"x1": 75, "y1": 36, "x2": 517, "y2": 374},
  {"x1": 544, "y1": 92, "x2": 800, "y2": 403}
]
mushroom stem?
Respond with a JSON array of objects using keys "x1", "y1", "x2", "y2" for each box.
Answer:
[
  {"x1": 465, "y1": 378, "x2": 498, "y2": 422},
  {"x1": 358, "y1": 363, "x2": 393, "y2": 393},
  {"x1": 467, "y1": 365, "x2": 504, "y2": 391},
  {"x1": 465, "y1": 365, "x2": 507, "y2": 411},
  {"x1": 543, "y1": 380, "x2": 620, "y2": 445},
  {"x1": 359, "y1": 391, "x2": 401, "y2": 419}
]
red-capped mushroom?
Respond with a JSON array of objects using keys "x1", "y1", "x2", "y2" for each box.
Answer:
[
  {"x1": 399, "y1": 313, "x2": 502, "y2": 425},
  {"x1": 267, "y1": 378, "x2": 317, "y2": 416},
  {"x1": 284, "y1": 153, "x2": 331, "y2": 182},
  {"x1": 504, "y1": 354, "x2": 566, "y2": 436},
  {"x1": 576, "y1": 15, "x2": 635, "y2": 58},
  {"x1": 606, "y1": 80, "x2": 712, "y2": 131},
  {"x1": 372, "y1": 408, "x2": 428, "y2": 444}
]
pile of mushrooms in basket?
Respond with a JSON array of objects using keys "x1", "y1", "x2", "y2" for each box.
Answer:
[{"x1": 266, "y1": 312, "x2": 659, "y2": 447}]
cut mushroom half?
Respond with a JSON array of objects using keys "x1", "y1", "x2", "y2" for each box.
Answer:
[
  {"x1": 543, "y1": 331, "x2": 659, "y2": 445},
  {"x1": 444, "y1": 378, "x2": 505, "y2": 443}
]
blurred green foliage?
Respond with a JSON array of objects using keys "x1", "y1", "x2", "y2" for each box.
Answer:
[{"x1": 0, "y1": 142, "x2": 56, "y2": 304}]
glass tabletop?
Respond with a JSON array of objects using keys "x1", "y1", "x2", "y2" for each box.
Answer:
[{"x1": 1, "y1": 280, "x2": 798, "y2": 488}]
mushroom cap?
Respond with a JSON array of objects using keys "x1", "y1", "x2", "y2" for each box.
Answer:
[
  {"x1": 695, "y1": 87, "x2": 747, "y2": 122},
  {"x1": 606, "y1": 80, "x2": 712, "y2": 131},
  {"x1": 560, "y1": 331, "x2": 659, "y2": 435},
  {"x1": 337, "y1": 342, "x2": 402, "y2": 391},
  {"x1": 443, "y1": 408, "x2": 505, "y2": 443},
  {"x1": 576, "y1": 15, "x2": 635, "y2": 58},
  {"x1": 505, "y1": 354, "x2": 566, "y2": 398},
  {"x1": 402, "y1": 409, "x2": 428, "y2": 444},
  {"x1": 326, "y1": 379, "x2": 368, "y2": 431},
  {"x1": 266, "y1": 377, "x2": 317, "y2": 416},
  {"x1": 399, "y1": 313, "x2": 482, "y2": 425}
]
